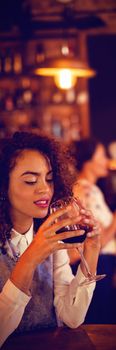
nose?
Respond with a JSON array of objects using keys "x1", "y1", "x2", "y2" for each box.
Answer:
[{"x1": 35, "y1": 179, "x2": 51, "y2": 194}]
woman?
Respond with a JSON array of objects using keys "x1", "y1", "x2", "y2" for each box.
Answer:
[
  {"x1": 0, "y1": 132, "x2": 100, "y2": 346},
  {"x1": 70, "y1": 138, "x2": 116, "y2": 323}
]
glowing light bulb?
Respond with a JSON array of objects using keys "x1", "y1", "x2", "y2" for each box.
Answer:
[{"x1": 54, "y1": 69, "x2": 77, "y2": 89}]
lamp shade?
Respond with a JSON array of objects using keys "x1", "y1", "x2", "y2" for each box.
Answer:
[
  {"x1": 33, "y1": 56, "x2": 96, "y2": 78},
  {"x1": 32, "y1": 55, "x2": 96, "y2": 89}
]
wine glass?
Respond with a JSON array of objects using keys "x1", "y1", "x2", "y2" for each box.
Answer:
[{"x1": 50, "y1": 196, "x2": 106, "y2": 286}]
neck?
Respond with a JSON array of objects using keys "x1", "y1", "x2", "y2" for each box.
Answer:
[
  {"x1": 13, "y1": 222, "x2": 33, "y2": 234},
  {"x1": 78, "y1": 168, "x2": 97, "y2": 184},
  {"x1": 10, "y1": 210, "x2": 33, "y2": 235}
]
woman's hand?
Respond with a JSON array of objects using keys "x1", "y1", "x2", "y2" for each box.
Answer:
[
  {"x1": 81, "y1": 209, "x2": 101, "y2": 276},
  {"x1": 29, "y1": 204, "x2": 85, "y2": 267},
  {"x1": 10, "y1": 204, "x2": 85, "y2": 293},
  {"x1": 10, "y1": 204, "x2": 101, "y2": 293},
  {"x1": 82, "y1": 209, "x2": 101, "y2": 250},
  {"x1": 72, "y1": 197, "x2": 101, "y2": 251}
]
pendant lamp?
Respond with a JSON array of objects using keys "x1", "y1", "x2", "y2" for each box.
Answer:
[{"x1": 32, "y1": 40, "x2": 96, "y2": 90}]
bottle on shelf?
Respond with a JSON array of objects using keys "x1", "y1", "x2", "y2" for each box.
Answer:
[
  {"x1": 4, "y1": 48, "x2": 13, "y2": 74},
  {"x1": 4, "y1": 91, "x2": 14, "y2": 111},
  {"x1": 13, "y1": 52, "x2": 23, "y2": 74},
  {"x1": 14, "y1": 87, "x2": 35, "y2": 109},
  {"x1": 35, "y1": 44, "x2": 45, "y2": 65}
]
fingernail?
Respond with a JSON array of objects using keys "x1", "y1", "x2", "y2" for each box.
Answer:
[
  {"x1": 84, "y1": 218, "x2": 90, "y2": 223},
  {"x1": 87, "y1": 232, "x2": 93, "y2": 237},
  {"x1": 86, "y1": 210, "x2": 91, "y2": 215},
  {"x1": 80, "y1": 209, "x2": 86, "y2": 214}
]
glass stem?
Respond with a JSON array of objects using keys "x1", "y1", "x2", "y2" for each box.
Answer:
[{"x1": 77, "y1": 245, "x2": 92, "y2": 278}]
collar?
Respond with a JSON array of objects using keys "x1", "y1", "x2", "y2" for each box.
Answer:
[{"x1": 11, "y1": 222, "x2": 34, "y2": 247}]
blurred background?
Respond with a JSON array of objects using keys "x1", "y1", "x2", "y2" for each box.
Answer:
[
  {"x1": 0, "y1": 0, "x2": 115, "y2": 143},
  {"x1": 0, "y1": 0, "x2": 116, "y2": 325}
]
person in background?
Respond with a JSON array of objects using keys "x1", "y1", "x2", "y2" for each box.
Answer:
[
  {"x1": 98, "y1": 140, "x2": 116, "y2": 212},
  {"x1": 0, "y1": 132, "x2": 101, "y2": 346},
  {"x1": 68, "y1": 138, "x2": 116, "y2": 324}
]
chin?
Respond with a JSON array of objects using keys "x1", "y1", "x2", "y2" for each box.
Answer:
[
  {"x1": 34, "y1": 209, "x2": 49, "y2": 219},
  {"x1": 37, "y1": 213, "x2": 48, "y2": 219}
]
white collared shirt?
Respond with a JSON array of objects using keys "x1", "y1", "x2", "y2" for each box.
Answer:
[
  {"x1": 11, "y1": 224, "x2": 33, "y2": 255},
  {"x1": 0, "y1": 224, "x2": 95, "y2": 346}
]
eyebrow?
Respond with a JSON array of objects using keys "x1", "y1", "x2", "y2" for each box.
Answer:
[{"x1": 21, "y1": 170, "x2": 53, "y2": 177}]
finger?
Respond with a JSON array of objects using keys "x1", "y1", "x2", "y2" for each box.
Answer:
[
  {"x1": 80, "y1": 208, "x2": 87, "y2": 215},
  {"x1": 84, "y1": 209, "x2": 93, "y2": 216},
  {"x1": 82, "y1": 216, "x2": 98, "y2": 229},
  {"x1": 56, "y1": 242, "x2": 83, "y2": 250},
  {"x1": 78, "y1": 208, "x2": 97, "y2": 223},
  {"x1": 73, "y1": 196, "x2": 85, "y2": 209},
  {"x1": 51, "y1": 229, "x2": 85, "y2": 242},
  {"x1": 82, "y1": 210, "x2": 96, "y2": 221},
  {"x1": 44, "y1": 215, "x2": 82, "y2": 237},
  {"x1": 40, "y1": 205, "x2": 76, "y2": 230},
  {"x1": 87, "y1": 230, "x2": 101, "y2": 238}
]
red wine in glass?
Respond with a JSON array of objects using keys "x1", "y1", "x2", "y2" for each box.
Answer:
[
  {"x1": 51, "y1": 195, "x2": 92, "y2": 244},
  {"x1": 56, "y1": 224, "x2": 91, "y2": 244}
]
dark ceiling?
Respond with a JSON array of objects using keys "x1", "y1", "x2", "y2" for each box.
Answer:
[{"x1": 0, "y1": 0, "x2": 116, "y2": 38}]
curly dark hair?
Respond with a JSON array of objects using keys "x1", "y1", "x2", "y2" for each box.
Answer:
[{"x1": 0, "y1": 131, "x2": 75, "y2": 247}]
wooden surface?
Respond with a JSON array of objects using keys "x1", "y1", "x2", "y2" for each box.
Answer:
[
  {"x1": 83, "y1": 324, "x2": 116, "y2": 350},
  {"x1": 1, "y1": 325, "x2": 116, "y2": 350}
]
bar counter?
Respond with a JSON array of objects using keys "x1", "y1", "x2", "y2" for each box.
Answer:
[{"x1": 1, "y1": 324, "x2": 116, "y2": 350}]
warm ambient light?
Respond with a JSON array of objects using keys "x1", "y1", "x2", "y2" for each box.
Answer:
[{"x1": 33, "y1": 57, "x2": 96, "y2": 89}]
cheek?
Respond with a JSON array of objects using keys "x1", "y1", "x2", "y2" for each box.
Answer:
[{"x1": 8, "y1": 182, "x2": 31, "y2": 207}]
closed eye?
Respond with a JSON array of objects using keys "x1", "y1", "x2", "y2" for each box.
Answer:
[{"x1": 25, "y1": 181, "x2": 37, "y2": 185}]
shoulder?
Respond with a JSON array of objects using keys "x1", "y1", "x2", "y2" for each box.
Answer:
[{"x1": 73, "y1": 179, "x2": 92, "y2": 204}]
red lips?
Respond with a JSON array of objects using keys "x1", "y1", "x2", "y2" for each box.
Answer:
[{"x1": 34, "y1": 198, "x2": 50, "y2": 208}]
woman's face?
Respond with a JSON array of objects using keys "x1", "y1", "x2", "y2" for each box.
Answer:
[
  {"x1": 91, "y1": 144, "x2": 109, "y2": 178},
  {"x1": 8, "y1": 150, "x2": 54, "y2": 222}
]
